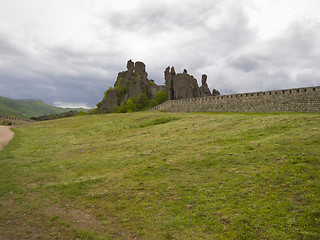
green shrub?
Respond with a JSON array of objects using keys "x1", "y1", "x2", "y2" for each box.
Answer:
[
  {"x1": 113, "y1": 105, "x2": 126, "y2": 113},
  {"x1": 77, "y1": 111, "x2": 88, "y2": 116},
  {"x1": 99, "y1": 82, "x2": 168, "y2": 113},
  {"x1": 136, "y1": 93, "x2": 149, "y2": 110},
  {"x1": 114, "y1": 77, "x2": 122, "y2": 89},
  {"x1": 117, "y1": 87, "x2": 128, "y2": 99},
  {"x1": 139, "y1": 116, "x2": 180, "y2": 128},
  {"x1": 156, "y1": 91, "x2": 168, "y2": 104},
  {"x1": 89, "y1": 108, "x2": 102, "y2": 114},
  {"x1": 96, "y1": 102, "x2": 102, "y2": 108},
  {"x1": 125, "y1": 99, "x2": 137, "y2": 113},
  {"x1": 148, "y1": 99, "x2": 158, "y2": 108},
  {"x1": 103, "y1": 87, "x2": 113, "y2": 98},
  {"x1": 1, "y1": 120, "x2": 13, "y2": 126}
]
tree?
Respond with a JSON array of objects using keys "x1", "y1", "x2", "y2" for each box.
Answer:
[
  {"x1": 136, "y1": 93, "x2": 149, "y2": 110},
  {"x1": 156, "y1": 91, "x2": 168, "y2": 104},
  {"x1": 125, "y1": 99, "x2": 137, "y2": 113},
  {"x1": 148, "y1": 99, "x2": 157, "y2": 108}
]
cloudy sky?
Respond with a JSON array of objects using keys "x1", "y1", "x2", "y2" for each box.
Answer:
[{"x1": 0, "y1": 0, "x2": 319, "y2": 108}]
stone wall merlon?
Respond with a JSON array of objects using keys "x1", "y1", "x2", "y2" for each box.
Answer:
[
  {"x1": 150, "y1": 86, "x2": 320, "y2": 113},
  {"x1": 0, "y1": 115, "x2": 36, "y2": 123}
]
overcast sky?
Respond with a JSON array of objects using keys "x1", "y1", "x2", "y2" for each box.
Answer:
[{"x1": 0, "y1": 0, "x2": 319, "y2": 108}]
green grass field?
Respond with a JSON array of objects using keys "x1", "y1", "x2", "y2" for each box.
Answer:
[{"x1": 0, "y1": 111, "x2": 319, "y2": 239}]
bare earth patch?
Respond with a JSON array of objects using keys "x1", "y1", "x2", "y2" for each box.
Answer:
[
  {"x1": 46, "y1": 203, "x2": 138, "y2": 239},
  {"x1": 46, "y1": 203, "x2": 100, "y2": 229},
  {"x1": 0, "y1": 126, "x2": 14, "y2": 151}
]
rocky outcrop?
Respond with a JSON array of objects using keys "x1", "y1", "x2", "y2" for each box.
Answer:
[
  {"x1": 100, "y1": 60, "x2": 165, "y2": 112},
  {"x1": 199, "y1": 74, "x2": 220, "y2": 96},
  {"x1": 100, "y1": 89, "x2": 118, "y2": 112},
  {"x1": 99, "y1": 60, "x2": 220, "y2": 112},
  {"x1": 211, "y1": 88, "x2": 220, "y2": 96},
  {"x1": 199, "y1": 74, "x2": 211, "y2": 97},
  {"x1": 166, "y1": 66, "x2": 196, "y2": 100},
  {"x1": 164, "y1": 67, "x2": 217, "y2": 100}
]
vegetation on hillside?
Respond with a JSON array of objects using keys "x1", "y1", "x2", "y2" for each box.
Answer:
[
  {"x1": 0, "y1": 96, "x2": 88, "y2": 119},
  {"x1": 0, "y1": 97, "x2": 26, "y2": 118},
  {"x1": 0, "y1": 120, "x2": 14, "y2": 125},
  {"x1": 0, "y1": 112, "x2": 319, "y2": 239},
  {"x1": 31, "y1": 110, "x2": 88, "y2": 121},
  {"x1": 97, "y1": 90, "x2": 168, "y2": 114},
  {"x1": 113, "y1": 91, "x2": 168, "y2": 113}
]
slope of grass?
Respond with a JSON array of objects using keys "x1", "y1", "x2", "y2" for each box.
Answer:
[
  {"x1": 0, "y1": 96, "x2": 87, "y2": 118},
  {"x1": 0, "y1": 111, "x2": 319, "y2": 239},
  {"x1": 0, "y1": 100, "x2": 27, "y2": 118}
]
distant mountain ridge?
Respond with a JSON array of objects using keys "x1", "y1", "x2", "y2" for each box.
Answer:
[{"x1": 0, "y1": 96, "x2": 87, "y2": 119}]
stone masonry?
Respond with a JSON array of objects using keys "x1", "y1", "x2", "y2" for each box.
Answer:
[
  {"x1": 150, "y1": 86, "x2": 320, "y2": 113},
  {"x1": 0, "y1": 115, "x2": 36, "y2": 124}
]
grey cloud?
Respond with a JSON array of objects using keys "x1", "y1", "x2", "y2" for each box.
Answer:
[
  {"x1": 227, "y1": 55, "x2": 262, "y2": 72},
  {"x1": 48, "y1": 76, "x2": 107, "y2": 106},
  {"x1": 113, "y1": 0, "x2": 256, "y2": 81},
  {"x1": 219, "y1": 18, "x2": 320, "y2": 94},
  {"x1": 0, "y1": 35, "x2": 25, "y2": 57},
  {"x1": 271, "y1": 21, "x2": 320, "y2": 57},
  {"x1": 0, "y1": 37, "x2": 122, "y2": 106},
  {"x1": 1, "y1": 0, "x2": 319, "y2": 109},
  {"x1": 296, "y1": 71, "x2": 320, "y2": 87},
  {"x1": 105, "y1": 0, "x2": 220, "y2": 34},
  {"x1": 0, "y1": 70, "x2": 109, "y2": 107},
  {"x1": 268, "y1": 21, "x2": 320, "y2": 71}
]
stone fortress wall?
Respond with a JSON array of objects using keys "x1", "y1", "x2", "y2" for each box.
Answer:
[
  {"x1": 0, "y1": 115, "x2": 36, "y2": 124},
  {"x1": 150, "y1": 86, "x2": 320, "y2": 113}
]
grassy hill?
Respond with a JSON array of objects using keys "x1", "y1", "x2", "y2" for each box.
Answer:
[
  {"x1": 0, "y1": 96, "x2": 87, "y2": 118},
  {"x1": 0, "y1": 112, "x2": 319, "y2": 239}
]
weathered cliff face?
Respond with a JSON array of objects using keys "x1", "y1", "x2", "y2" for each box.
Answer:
[
  {"x1": 100, "y1": 60, "x2": 164, "y2": 112},
  {"x1": 199, "y1": 74, "x2": 211, "y2": 97},
  {"x1": 100, "y1": 89, "x2": 118, "y2": 112},
  {"x1": 99, "y1": 60, "x2": 220, "y2": 112},
  {"x1": 165, "y1": 67, "x2": 199, "y2": 99},
  {"x1": 164, "y1": 67, "x2": 219, "y2": 100},
  {"x1": 199, "y1": 74, "x2": 220, "y2": 97}
]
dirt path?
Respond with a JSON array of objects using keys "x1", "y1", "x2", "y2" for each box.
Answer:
[{"x1": 0, "y1": 126, "x2": 14, "y2": 151}]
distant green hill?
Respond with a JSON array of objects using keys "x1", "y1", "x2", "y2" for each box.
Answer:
[{"x1": 0, "y1": 96, "x2": 88, "y2": 119}]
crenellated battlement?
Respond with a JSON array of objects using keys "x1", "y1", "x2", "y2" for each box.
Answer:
[
  {"x1": 0, "y1": 115, "x2": 36, "y2": 124},
  {"x1": 150, "y1": 86, "x2": 320, "y2": 113}
]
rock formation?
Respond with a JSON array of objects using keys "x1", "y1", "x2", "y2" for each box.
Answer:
[
  {"x1": 199, "y1": 74, "x2": 220, "y2": 96},
  {"x1": 100, "y1": 60, "x2": 164, "y2": 112},
  {"x1": 164, "y1": 67, "x2": 219, "y2": 100},
  {"x1": 199, "y1": 74, "x2": 211, "y2": 97},
  {"x1": 165, "y1": 66, "x2": 201, "y2": 100},
  {"x1": 98, "y1": 60, "x2": 220, "y2": 112},
  {"x1": 211, "y1": 88, "x2": 221, "y2": 96}
]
